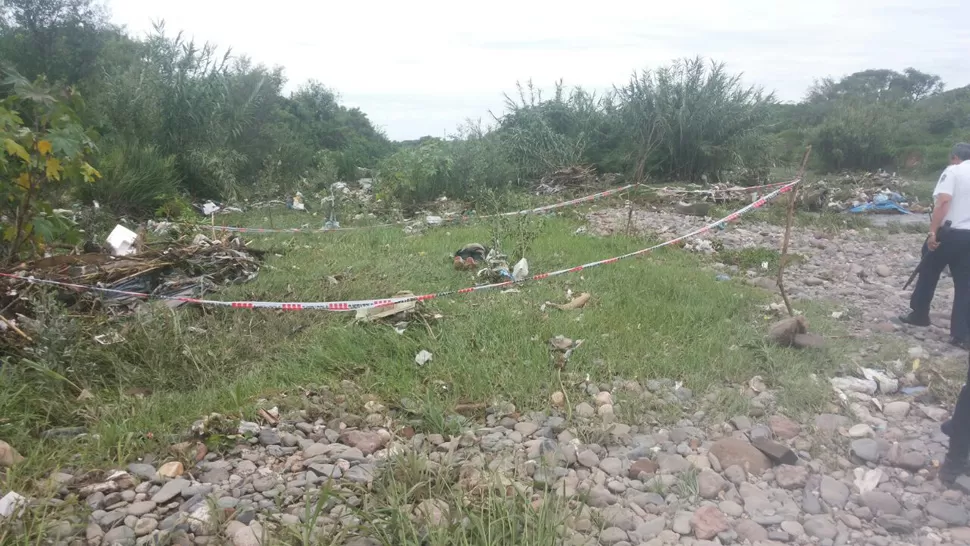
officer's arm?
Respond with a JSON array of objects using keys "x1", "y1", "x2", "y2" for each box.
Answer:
[{"x1": 931, "y1": 193, "x2": 952, "y2": 236}]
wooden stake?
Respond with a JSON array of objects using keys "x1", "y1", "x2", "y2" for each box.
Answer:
[
  {"x1": 0, "y1": 314, "x2": 32, "y2": 343},
  {"x1": 625, "y1": 186, "x2": 637, "y2": 236},
  {"x1": 777, "y1": 146, "x2": 812, "y2": 317},
  {"x1": 210, "y1": 213, "x2": 216, "y2": 240}
]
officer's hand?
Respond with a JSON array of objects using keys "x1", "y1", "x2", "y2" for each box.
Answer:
[{"x1": 928, "y1": 232, "x2": 940, "y2": 251}]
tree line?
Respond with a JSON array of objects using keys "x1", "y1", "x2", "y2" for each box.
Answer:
[{"x1": 2, "y1": 0, "x2": 969, "y2": 259}]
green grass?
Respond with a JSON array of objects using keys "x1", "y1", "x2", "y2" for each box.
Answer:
[{"x1": 1, "y1": 205, "x2": 855, "y2": 543}]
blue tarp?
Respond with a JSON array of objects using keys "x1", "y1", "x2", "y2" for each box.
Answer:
[{"x1": 848, "y1": 191, "x2": 912, "y2": 214}]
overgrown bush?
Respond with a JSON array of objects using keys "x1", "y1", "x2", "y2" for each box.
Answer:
[
  {"x1": 78, "y1": 140, "x2": 180, "y2": 215},
  {"x1": 616, "y1": 57, "x2": 776, "y2": 182},
  {"x1": 376, "y1": 142, "x2": 455, "y2": 206},
  {"x1": 812, "y1": 103, "x2": 897, "y2": 172},
  {"x1": 498, "y1": 82, "x2": 594, "y2": 178},
  {"x1": 449, "y1": 121, "x2": 518, "y2": 192}
]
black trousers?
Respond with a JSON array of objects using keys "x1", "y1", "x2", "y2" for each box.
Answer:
[
  {"x1": 909, "y1": 230, "x2": 970, "y2": 340},
  {"x1": 949, "y1": 353, "x2": 970, "y2": 459}
]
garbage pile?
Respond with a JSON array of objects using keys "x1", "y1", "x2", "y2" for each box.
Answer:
[
  {"x1": 1, "y1": 233, "x2": 264, "y2": 320},
  {"x1": 815, "y1": 171, "x2": 929, "y2": 214},
  {"x1": 658, "y1": 183, "x2": 783, "y2": 204},
  {"x1": 329, "y1": 179, "x2": 375, "y2": 203},
  {"x1": 535, "y1": 165, "x2": 611, "y2": 195},
  {"x1": 660, "y1": 170, "x2": 930, "y2": 216}
]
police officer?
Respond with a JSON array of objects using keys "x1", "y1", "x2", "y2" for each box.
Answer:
[
  {"x1": 900, "y1": 143, "x2": 970, "y2": 349},
  {"x1": 923, "y1": 143, "x2": 970, "y2": 485}
]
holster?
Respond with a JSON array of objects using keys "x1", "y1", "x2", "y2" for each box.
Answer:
[{"x1": 937, "y1": 220, "x2": 954, "y2": 243}]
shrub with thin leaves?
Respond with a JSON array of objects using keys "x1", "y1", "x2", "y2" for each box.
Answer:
[
  {"x1": 497, "y1": 81, "x2": 595, "y2": 178},
  {"x1": 616, "y1": 57, "x2": 776, "y2": 182},
  {"x1": 78, "y1": 139, "x2": 181, "y2": 215}
]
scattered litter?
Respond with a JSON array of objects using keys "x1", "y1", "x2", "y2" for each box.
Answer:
[
  {"x1": 192, "y1": 233, "x2": 214, "y2": 247},
  {"x1": 106, "y1": 224, "x2": 139, "y2": 257},
  {"x1": 289, "y1": 192, "x2": 306, "y2": 211},
  {"x1": 94, "y1": 332, "x2": 125, "y2": 345},
  {"x1": 548, "y1": 292, "x2": 590, "y2": 311},
  {"x1": 200, "y1": 201, "x2": 221, "y2": 216},
  {"x1": 323, "y1": 220, "x2": 340, "y2": 230},
  {"x1": 684, "y1": 239, "x2": 716, "y2": 255},
  {"x1": 848, "y1": 190, "x2": 911, "y2": 215},
  {"x1": 861, "y1": 368, "x2": 899, "y2": 394},
  {"x1": 147, "y1": 220, "x2": 176, "y2": 236},
  {"x1": 0, "y1": 491, "x2": 27, "y2": 518},
  {"x1": 415, "y1": 350, "x2": 433, "y2": 366},
  {"x1": 749, "y1": 376, "x2": 767, "y2": 393},
  {"x1": 501, "y1": 289, "x2": 521, "y2": 294},
  {"x1": 512, "y1": 258, "x2": 529, "y2": 281},
  {"x1": 831, "y1": 311, "x2": 844, "y2": 319},
  {"x1": 548, "y1": 335, "x2": 584, "y2": 369},
  {"x1": 477, "y1": 249, "x2": 514, "y2": 283},
  {"x1": 393, "y1": 322, "x2": 408, "y2": 335},
  {"x1": 550, "y1": 336, "x2": 575, "y2": 351},
  {"x1": 853, "y1": 468, "x2": 883, "y2": 495},
  {"x1": 759, "y1": 302, "x2": 788, "y2": 318},
  {"x1": 831, "y1": 376, "x2": 878, "y2": 396},
  {"x1": 426, "y1": 215, "x2": 443, "y2": 226},
  {"x1": 574, "y1": 227, "x2": 588, "y2": 235},
  {"x1": 2, "y1": 234, "x2": 263, "y2": 315},
  {"x1": 715, "y1": 274, "x2": 731, "y2": 282}
]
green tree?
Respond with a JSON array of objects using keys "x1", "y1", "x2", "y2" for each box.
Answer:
[
  {"x1": 807, "y1": 68, "x2": 943, "y2": 105},
  {"x1": 0, "y1": 0, "x2": 110, "y2": 85}
]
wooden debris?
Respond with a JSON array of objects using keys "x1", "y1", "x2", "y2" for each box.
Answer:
[{"x1": 548, "y1": 293, "x2": 590, "y2": 311}]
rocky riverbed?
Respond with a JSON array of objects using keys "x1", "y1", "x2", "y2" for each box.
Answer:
[
  {"x1": 5, "y1": 208, "x2": 970, "y2": 546},
  {"x1": 24, "y1": 376, "x2": 969, "y2": 546},
  {"x1": 588, "y1": 207, "x2": 963, "y2": 360}
]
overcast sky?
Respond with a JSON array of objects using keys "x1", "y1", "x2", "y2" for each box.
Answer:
[{"x1": 107, "y1": 0, "x2": 970, "y2": 141}]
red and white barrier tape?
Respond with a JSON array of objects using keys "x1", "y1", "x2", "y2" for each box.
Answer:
[
  {"x1": 198, "y1": 184, "x2": 636, "y2": 234},
  {"x1": 1, "y1": 179, "x2": 798, "y2": 311}
]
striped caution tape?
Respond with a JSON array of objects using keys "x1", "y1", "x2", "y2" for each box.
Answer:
[
  {"x1": 194, "y1": 184, "x2": 637, "y2": 234},
  {"x1": 1, "y1": 179, "x2": 799, "y2": 311}
]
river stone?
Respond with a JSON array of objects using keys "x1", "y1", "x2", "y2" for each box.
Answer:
[{"x1": 709, "y1": 438, "x2": 771, "y2": 476}]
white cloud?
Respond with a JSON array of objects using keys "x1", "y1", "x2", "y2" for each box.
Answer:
[{"x1": 107, "y1": 0, "x2": 970, "y2": 140}]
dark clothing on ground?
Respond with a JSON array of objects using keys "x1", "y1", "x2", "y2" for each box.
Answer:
[{"x1": 909, "y1": 230, "x2": 970, "y2": 341}]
